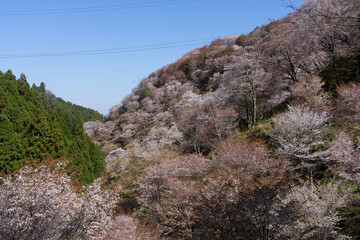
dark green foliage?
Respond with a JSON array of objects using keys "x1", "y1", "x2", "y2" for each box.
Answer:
[
  {"x1": 218, "y1": 46, "x2": 235, "y2": 57},
  {"x1": 235, "y1": 34, "x2": 247, "y2": 47},
  {"x1": 320, "y1": 50, "x2": 360, "y2": 93},
  {"x1": 339, "y1": 197, "x2": 360, "y2": 238},
  {"x1": 179, "y1": 58, "x2": 193, "y2": 79},
  {"x1": 141, "y1": 84, "x2": 150, "y2": 99},
  {"x1": 136, "y1": 84, "x2": 151, "y2": 101},
  {"x1": 196, "y1": 50, "x2": 207, "y2": 69},
  {"x1": 0, "y1": 70, "x2": 105, "y2": 184},
  {"x1": 117, "y1": 188, "x2": 139, "y2": 214}
]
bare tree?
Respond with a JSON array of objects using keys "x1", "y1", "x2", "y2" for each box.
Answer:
[
  {"x1": 291, "y1": 75, "x2": 330, "y2": 111},
  {"x1": 335, "y1": 83, "x2": 360, "y2": 127},
  {"x1": 224, "y1": 52, "x2": 266, "y2": 126}
]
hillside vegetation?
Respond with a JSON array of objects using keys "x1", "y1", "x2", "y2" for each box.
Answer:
[
  {"x1": 0, "y1": 70, "x2": 105, "y2": 185},
  {"x1": 1, "y1": 0, "x2": 360, "y2": 239},
  {"x1": 84, "y1": 0, "x2": 360, "y2": 238}
]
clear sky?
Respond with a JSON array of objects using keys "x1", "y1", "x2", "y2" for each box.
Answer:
[{"x1": 0, "y1": 0, "x2": 303, "y2": 115}]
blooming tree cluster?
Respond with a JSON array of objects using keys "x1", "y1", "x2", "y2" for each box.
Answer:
[
  {"x1": 193, "y1": 140, "x2": 293, "y2": 240},
  {"x1": 0, "y1": 163, "x2": 147, "y2": 240},
  {"x1": 269, "y1": 105, "x2": 330, "y2": 169},
  {"x1": 96, "y1": 215, "x2": 159, "y2": 240},
  {"x1": 213, "y1": 138, "x2": 284, "y2": 174},
  {"x1": 281, "y1": 181, "x2": 349, "y2": 239},
  {"x1": 137, "y1": 155, "x2": 209, "y2": 237},
  {"x1": 328, "y1": 132, "x2": 360, "y2": 183},
  {"x1": 73, "y1": 1, "x2": 360, "y2": 238},
  {"x1": 283, "y1": 0, "x2": 360, "y2": 66},
  {"x1": 177, "y1": 97, "x2": 236, "y2": 154}
]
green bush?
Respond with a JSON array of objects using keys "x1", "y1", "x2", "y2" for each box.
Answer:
[
  {"x1": 219, "y1": 46, "x2": 235, "y2": 57},
  {"x1": 320, "y1": 50, "x2": 360, "y2": 94},
  {"x1": 235, "y1": 34, "x2": 247, "y2": 47}
]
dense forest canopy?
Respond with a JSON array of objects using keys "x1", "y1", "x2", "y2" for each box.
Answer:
[{"x1": 0, "y1": 70, "x2": 105, "y2": 185}]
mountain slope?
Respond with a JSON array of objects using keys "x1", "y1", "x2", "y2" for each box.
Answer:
[
  {"x1": 83, "y1": 0, "x2": 360, "y2": 238},
  {"x1": 1, "y1": 0, "x2": 360, "y2": 239},
  {"x1": 86, "y1": 0, "x2": 359, "y2": 177}
]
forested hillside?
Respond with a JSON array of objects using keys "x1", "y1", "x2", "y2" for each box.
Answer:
[
  {"x1": 83, "y1": 0, "x2": 360, "y2": 238},
  {"x1": 1, "y1": 0, "x2": 360, "y2": 239},
  {"x1": 0, "y1": 70, "x2": 105, "y2": 185}
]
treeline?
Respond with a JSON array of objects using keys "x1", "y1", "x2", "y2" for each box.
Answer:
[
  {"x1": 32, "y1": 82, "x2": 103, "y2": 122},
  {"x1": 0, "y1": 70, "x2": 105, "y2": 185}
]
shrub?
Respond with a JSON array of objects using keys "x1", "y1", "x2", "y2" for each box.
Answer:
[{"x1": 235, "y1": 34, "x2": 247, "y2": 47}]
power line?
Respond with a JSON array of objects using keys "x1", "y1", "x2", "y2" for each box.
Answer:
[
  {"x1": 0, "y1": 35, "x2": 230, "y2": 59},
  {"x1": 0, "y1": 42, "x2": 209, "y2": 58},
  {"x1": 72, "y1": 94, "x2": 126, "y2": 101},
  {"x1": 0, "y1": 0, "x2": 201, "y2": 16}
]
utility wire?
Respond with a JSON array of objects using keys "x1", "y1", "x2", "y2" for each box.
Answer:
[
  {"x1": 0, "y1": 42, "x2": 209, "y2": 58},
  {"x1": 72, "y1": 94, "x2": 126, "y2": 101},
  {"x1": 0, "y1": 35, "x2": 230, "y2": 59},
  {"x1": 0, "y1": 0, "x2": 201, "y2": 16}
]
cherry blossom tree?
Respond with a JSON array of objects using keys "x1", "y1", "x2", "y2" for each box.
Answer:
[
  {"x1": 213, "y1": 139, "x2": 285, "y2": 174},
  {"x1": 140, "y1": 124, "x2": 183, "y2": 154},
  {"x1": 269, "y1": 105, "x2": 330, "y2": 170},
  {"x1": 99, "y1": 215, "x2": 160, "y2": 240},
  {"x1": 177, "y1": 98, "x2": 236, "y2": 154},
  {"x1": 280, "y1": 181, "x2": 350, "y2": 239},
  {"x1": 137, "y1": 155, "x2": 209, "y2": 237},
  {"x1": 224, "y1": 52, "x2": 266, "y2": 126},
  {"x1": 283, "y1": 0, "x2": 360, "y2": 68},
  {"x1": 0, "y1": 163, "x2": 121, "y2": 240},
  {"x1": 328, "y1": 131, "x2": 360, "y2": 184},
  {"x1": 193, "y1": 140, "x2": 293, "y2": 240},
  {"x1": 261, "y1": 19, "x2": 318, "y2": 83}
]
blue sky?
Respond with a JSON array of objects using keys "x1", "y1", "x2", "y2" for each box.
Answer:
[{"x1": 0, "y1": 0, "x2": 303, "y2": 115}]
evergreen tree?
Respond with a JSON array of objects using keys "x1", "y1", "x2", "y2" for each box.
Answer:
[{"x1": 0, "y1": 70, "x2": 105, "y2": 185}]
